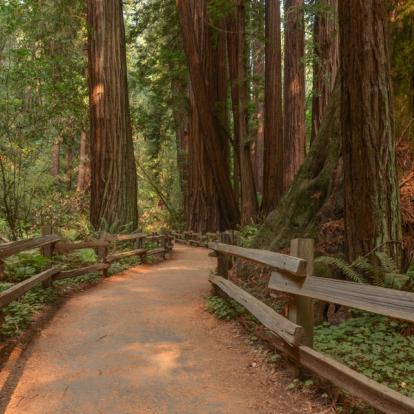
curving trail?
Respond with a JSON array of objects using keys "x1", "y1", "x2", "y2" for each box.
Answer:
[{"x1": 0, "y1": 245, "x2": 326, "y2": 414}]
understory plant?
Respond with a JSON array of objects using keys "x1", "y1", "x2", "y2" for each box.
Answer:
[
  {"x1": 316, "y1": 251, "x2": 414, "y2": 290},
  {"x1": 315, "y1": 312, "x2": 414, "y2": 399}
]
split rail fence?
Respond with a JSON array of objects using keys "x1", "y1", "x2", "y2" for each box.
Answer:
[
  {"x1": 0, "y1": 228, "x2": 173, "y2": 310},
  {"x1": 172, "y1": 230, "x2": 414, "y2": 414}
]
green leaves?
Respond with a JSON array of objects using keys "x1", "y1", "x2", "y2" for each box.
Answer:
[
  {"x1": 207, "y1": 295, "x2": 246, "y2": 320},
  {"x1": 315, "y1": 314, "x2": 414, "y2": 398},
  {"x1": 316, "y1": 253, "x2": 412, "y2": 289}
]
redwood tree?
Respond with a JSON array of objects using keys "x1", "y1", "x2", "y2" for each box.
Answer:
[
  {"x1": 311, "y1": 0, "x2": 338, "y2": 143},
  {"x1": 176, "y1": 0, "x2": 240, "y2": 229},
  {"x1": 283, "y1": 0, "x2": 305, "y2": 191},
  {"x1": 87, "y1": 0, "x2": 138, "y2": 231},
  {"x1": 262, "y1": 0, "x2": 283, "y2": 213},
  {"x1": 77, "y1": 131, "x2": 90, "y2": 192},
  {"x1": 227, "y1": 0, "x2": 258, "y2": 225},
  {"x1": 339, "y1": 0, "x2": 402, "y2": 263}
]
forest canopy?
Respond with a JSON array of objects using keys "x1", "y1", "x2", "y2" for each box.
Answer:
[{"x1": 0, "y1": 0, "x2": 413, "y2": 269}]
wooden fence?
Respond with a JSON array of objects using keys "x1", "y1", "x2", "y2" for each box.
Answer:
[
  {"x1": 171, "y1": 230, "x2": 414, "y2": 414},
  {"x1": 0, "y1": 229, "x2": 174, "y2": 310}
]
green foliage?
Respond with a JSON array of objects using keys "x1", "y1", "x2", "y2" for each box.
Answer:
[
  {"x1": 5, "y1": 253, "x2": 48, "y2": 282},
  {"x1": 1, "y1": 286, "x2": 57, "y2": 337},
  {"x1": 315, "y1": 253, "x2": 412, "y2": 289},
  {"x1": 0, "y1": 0, "x2": 87, "y2": 239},
  {"x1": 207, "y1": 295, "x2": 246, "y2": 320},
  {"x1": 315, "y1": 313, "x2": 414, "y2": 399},
  {"x1": 239, "y1": 225, "x2": 260, "y2": 247}
]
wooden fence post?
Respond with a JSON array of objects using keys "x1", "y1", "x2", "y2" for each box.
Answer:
[
  {"x1": 98, "y1": 232, "x2": 109, "y2": 277},
  {"x1": 217, "y1": 232, "x2": 232, "y2": 278},
  {"x1": 289, "y1": 239, "x2": 314, "y2": 348},
  {"x1": 41, "y1": 225, "x2": 55, "y2": 288}
]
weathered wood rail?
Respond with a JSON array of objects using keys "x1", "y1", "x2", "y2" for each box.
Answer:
[
  {"x1": 172, "y1": 230, "x2": 414, "y2": 414},
  {"x1": 0, "y1": 229, "x2": 174, "y2": 310}
]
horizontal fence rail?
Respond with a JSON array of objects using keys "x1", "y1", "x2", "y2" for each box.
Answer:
[
  {"x1": 172, "y1": 229, "x2": 414, "y2": 414},
  {"x1": 270, "y1": 271, "x2": 414, "y2": 323},
  {"x1": 0, "y1": 229, "x2": 174, "y2": 310},
  {"x1": 0, "y1": 235, "x2": 61, "y2": 259}
]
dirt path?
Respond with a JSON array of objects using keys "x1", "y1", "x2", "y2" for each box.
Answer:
[{"x1": 0, "y1": 245, "x2": 327, "y2": 414}]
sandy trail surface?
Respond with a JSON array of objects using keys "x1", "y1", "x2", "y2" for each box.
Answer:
[{"x1": 0, "y1": 245, "x2": 326, "y2": 414}]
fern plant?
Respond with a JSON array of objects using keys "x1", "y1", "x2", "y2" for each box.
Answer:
[{"x1": 315, "y1": 252, "x2": 411, "y2": 290}]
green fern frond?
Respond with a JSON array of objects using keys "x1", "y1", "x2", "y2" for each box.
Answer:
[
  {"x1": 375, "y1": 252, "x2": 399, "y2": 274},
  {"x1": 315, "y1": 256, "x2": 363, "y2": 283},
  {"x1": 351, "y1": 258, "x2": 371, "y2": 282}
]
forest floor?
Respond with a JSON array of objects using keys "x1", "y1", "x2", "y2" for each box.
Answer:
[{"x1": 0, "y1": 245, "x2": 330, "y2": 414}]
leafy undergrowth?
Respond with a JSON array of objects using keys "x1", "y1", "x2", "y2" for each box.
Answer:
[
  {"x1": 315, "y1": 312, "x2": 414, "y2": 399},
  {"x1": 0, "y1": 251, "x2": 104, "y2": 338},
  {"x1": 207, "y1": 295, "x2": 246, "y2": 320},
  {"x1": 0, "y1": 244, "x2": 164, "y2": 338}
]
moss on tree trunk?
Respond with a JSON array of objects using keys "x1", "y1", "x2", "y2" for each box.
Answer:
[{"x1": 254, "y1": 84, "x2": 341, "y2": 252}]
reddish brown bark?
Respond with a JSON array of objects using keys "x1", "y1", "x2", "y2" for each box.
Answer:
[
  {"x1": 339, "y1": 0, "x2": 402, "y2": 263},
  {"x1": 87, "y1": 0, "x2": 138, "y2": 230},
  {"x1": 251, "y1": 17, "x2": 265, "y2": 199},
  {"x1": 311, "y1": 0, "x2": 339, "y2": 143},
  {"x1": 283, "y1": 0, "x2": 305, "y2": 191},
  {"x1": 227, "y1": 0, "x2": 258, "y2": 225},
  {"x1": 77, "y1": 131, "x2": 91, "y2": 192},
  {"x1": 262, "y1": 0, "x2": 284, "y2": 213},
  {"x1": 176, "y1": 0, "x2": 240, "y2": 229}
]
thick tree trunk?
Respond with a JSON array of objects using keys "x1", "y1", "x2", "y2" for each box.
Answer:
[
  {"x1": 176, "y1": 0, "x2": 240, "y2": 229},
  {"x1": 253, "y1": 100, "x2": 264, "y2": 196},
  {"x1": 87, "y1": 0, "x2": 138, "y2": 231},
  {"x1": 255, "y1": 83, "x2": 341, "y2": 251},
  {"x1": 262, "y1": 0, "x2": 283, "y2": 213},
  {"x1": 227, "y1": 0, "x2": 258, "y2": 225},
  {"x1": 283, "y1": 0, "x2": 305, "y2": 191},
  {"x1": 77, "y1": 131, "x2": 91, "y2": 192},
  {"x1": 250, "y1": 28, "x2": 265, "y2": 197},
  {"x1": 339, "y1": 0, "x2": 402, "y2": 263},
  {"x1": 172, "y1": 100, "x2": 189, "y2": 218},
  {"x1": 181, "y1": 0, "x2": 229, "y2": 232},
  {"x1": 311, "y1": 0, "x2": 338, "y2": 143}
]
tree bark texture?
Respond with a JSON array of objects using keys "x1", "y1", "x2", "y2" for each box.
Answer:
[
  {"x1": 339, "y1": 0, "x2": 402, "y2": 263},
  {"x1": 262, "y1": 0, "x2": 284, "y2": 213},
  {"x1": 51, "y1": 140, "x2": 61, "y2": 177},
  {"x1": 311, "y1": 0, "x2": 339, "y2": 143},
  {"x1": 176, "y1": 0, "x2": 240, "y2": 229},
  {"x1": 87, "y1": 0, "x2": 138, "y2": 231},
  {"x1": 227, "y1": 0, "x2": 258, "y2": 225},
  {"x1": 77, "y1": 131, "x2": 91, "y2": 192},
  {"x1": 283, "y1": 0, "x2": 305, "y2": 191},
  {"x1": 255, "y1": 83, "x2": 341, "y2": 252}
]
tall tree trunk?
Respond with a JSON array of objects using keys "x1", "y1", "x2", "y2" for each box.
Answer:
[
  {"x1": 262, "y1": 0, "x2": 283, "y2": 213},
  {"x1": 311, "y1": 0, "x2": 339, "y2": 143},
  {"x1": 283, "y1": 0, "x2": 305, "y2": 191},
  {"x1": 255, "y1": 83, "x2": 341, "y2": 251},
  {"x1": 183, "y1": 0, "x2": 228, "y2": 232},
  {"x1": 176, "y1": 0, "x2": 240, "y2": 229},
  {"x1": 77, "y1": 131, "x2": 91, "y2": 192},
  {"x1": 339, "y1": 0, "x2": 402, "y2": 263},
  {"x1": 227, "y1": 0, "x2": 258, "y2": 225},
  {"x1": 87, "y1": 0, "x2": 138, "y2": 231},
  {"x1": 51, "y1": 140, "x2": 61, "y2": 177}
]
